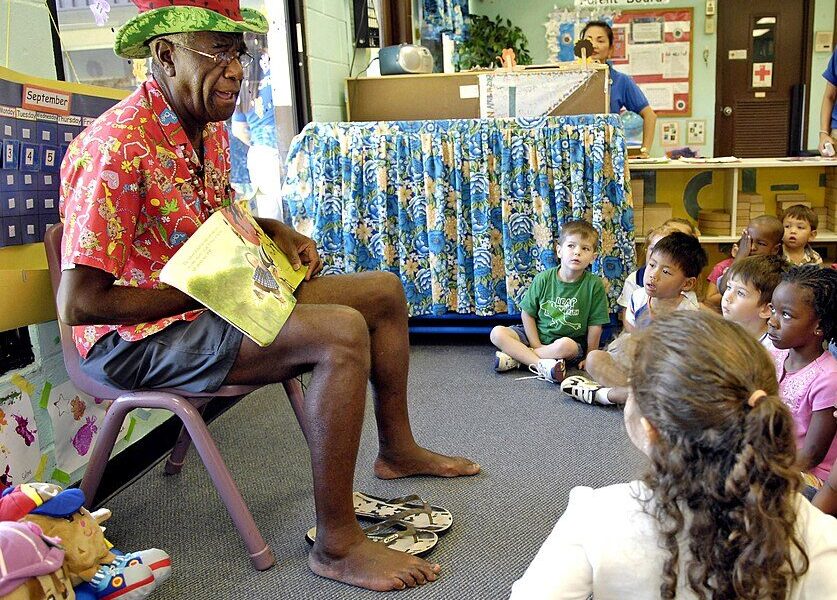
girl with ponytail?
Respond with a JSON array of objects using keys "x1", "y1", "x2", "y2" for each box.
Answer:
[{"x1": 511, "y1": 312, "x2": 837, "y2": 600}]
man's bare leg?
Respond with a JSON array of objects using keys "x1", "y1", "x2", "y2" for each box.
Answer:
[
  {"x1": 226, "y1": 304, "x2": 439, "y2": 590},
  {"x1": 295, "y1": 272, "x2": 480, "y2": 479}
]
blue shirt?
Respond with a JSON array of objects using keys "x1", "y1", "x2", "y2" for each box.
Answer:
[
  {"x1": 608, "y1": 62, "x2": 649, "y2": 115},
  {"x1": 232, "y1": 76, "x2": 277, "y2": 148},
  {"x1": 823, "y1": 49, "x2": 837, "y2": 130}
]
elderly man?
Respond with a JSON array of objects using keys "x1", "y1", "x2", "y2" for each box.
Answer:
[{"x1": 58, "y1": 0, "x2": 478, "y2": 592}]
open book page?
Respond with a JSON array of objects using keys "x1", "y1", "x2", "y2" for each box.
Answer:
[{"x1": 160, "y1": 202, "x2": 308, "y2": 347}]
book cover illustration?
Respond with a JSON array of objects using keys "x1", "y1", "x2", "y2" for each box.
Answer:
[{"x1": 160, "y1": 201, "x2": 307, "y2": 347}]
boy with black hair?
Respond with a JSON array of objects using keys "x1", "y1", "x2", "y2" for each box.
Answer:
[
  {"x1": 561, "y1": 232, "x2": 708, "y2": 405},
  {"x1": 491, "y1": 220, "x2": 609, "y2": 384},
  {"x1": 721, "y1": 254, "x2": 789, "y2": 347},
  {"x1": 782, "y1": 204, "x2": 823, "y2": 266}
]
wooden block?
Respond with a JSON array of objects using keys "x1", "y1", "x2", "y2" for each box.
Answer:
[
  {"x1": 701, "y1": 226, "x2": 732, "y2": 236},
  {"x1": 698, "y1": 210, "x2": 732, "y2": 224},
  {"x1": 630, "y1": 178, "x2": 644, "y2": 207},
  {"x1": 634, "y1": 213, "x2": 644, "y2": 234},
  {"x1": 738, "y1": 192, "x2": 763, "y2": 204},
  {"x1": 775, "y1": 192, "x2": 806, "y2": 204},
  {"x1": 643, "y1": 203, "x2": 672, "y2": 232},
  {"x1": 777, "y1": 200, "x2": 811, "y2": 210}
]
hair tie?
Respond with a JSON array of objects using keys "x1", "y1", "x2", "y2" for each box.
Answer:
[{"x1": 747, "y1": 390, "x2": 767, "y2": 408}]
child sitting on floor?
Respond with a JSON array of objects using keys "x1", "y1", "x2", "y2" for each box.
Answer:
[
  {"x1": 813, "y1": 409, "x2": 837, "y2": 517},
  {"x1": 491, "y1": 220, "x2": 609, "y2": 383},
  {"x1": 618, "y1": 221, "x2": 699, "y2": 323},
  {"x1": 511, "y1": 312, "x2": 837, "y2": 599},
  {"x1": 721, "y1": 254, "x2": 789, "y2": 347},
  {"x1": 562, "y1": 232, "x2": 707, "y2": 405},
  {"x1": 768, "y1": 265, "x2": 837, "y2": 487},
  {"x1": 705, "y1": 214, "x2": 784, "y2": 311},
  {"x1": 783, "y1": 204, "x2": 823, "y2": 266}
]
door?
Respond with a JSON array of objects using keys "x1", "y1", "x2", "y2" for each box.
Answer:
[{"x1": 715, "y1": 0, "x2": 810, "y2": 157}]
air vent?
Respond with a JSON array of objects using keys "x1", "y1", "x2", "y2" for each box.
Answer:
[{"x1": 732, "y1": 100, "x2": 789, "y2": 158}]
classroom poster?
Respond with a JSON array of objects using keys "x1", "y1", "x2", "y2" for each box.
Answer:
[
  {"x1": 0, "y1": 389, "x2": 40, "y2": 487},
  {"x1": 46, "y1": 380, "x2": 124, "y2": 474}
]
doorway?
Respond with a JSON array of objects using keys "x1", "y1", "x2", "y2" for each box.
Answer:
[{"x1": 714, "y1": 0, "x2": 812, "y2": 157}]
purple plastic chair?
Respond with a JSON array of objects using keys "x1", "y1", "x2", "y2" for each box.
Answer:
[{"x1": 44, "y1": 224, "x2": 304, "y2": 571}]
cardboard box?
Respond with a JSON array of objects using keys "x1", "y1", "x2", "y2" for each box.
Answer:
[
  {"x1": 630, "y1": 178, "x2": 644, "y2": 207},
  {"x1": 643, "y1": 203, "x2": 672, "y2": 232}
]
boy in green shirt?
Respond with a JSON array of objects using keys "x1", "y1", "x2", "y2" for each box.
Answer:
[{"x1": 490, "y1": 220, "x2": 610, "y2": 383}]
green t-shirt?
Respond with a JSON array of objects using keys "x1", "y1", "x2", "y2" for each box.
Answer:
[{"x1": 519, "y1": 268, "x2": 610, "y2": 347}]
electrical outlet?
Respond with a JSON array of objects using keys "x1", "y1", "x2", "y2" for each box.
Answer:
[
  {"x1": 705, "y1": 15, "x2": 716, "y2": 35},
  {"x1": 705, "y1": 0, "x2": 716, "y2": 16}
]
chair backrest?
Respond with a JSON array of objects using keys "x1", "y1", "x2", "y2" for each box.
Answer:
[
  {"x1": 44, "y1": 224, "x2": 126, "y2": 400},
  {"x1": 43, "y1": 224, "x2": 258, "y2": 399}
]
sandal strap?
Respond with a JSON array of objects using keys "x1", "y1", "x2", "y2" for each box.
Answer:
[
  {"x1": 363, "y1": 517, "x2": 419, "y2": 545},
  {"x1": 383, "y1": 494, "x2": 432, "y2": 515},
  {"x1": 387, "y1": 505, "x2": 436, "y2": 524}
]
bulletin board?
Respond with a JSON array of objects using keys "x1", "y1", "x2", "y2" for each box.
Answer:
[
  {"x1": 610, "y1": 8, "x2": 693, "y2": 116},
  {"x1": 0, "y1": 66, "x2": 126, "y2": 248}
]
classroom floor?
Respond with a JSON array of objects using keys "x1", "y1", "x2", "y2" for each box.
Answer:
[{"x1": 102, "y1": 344, "x2": 645, "y2": 599}]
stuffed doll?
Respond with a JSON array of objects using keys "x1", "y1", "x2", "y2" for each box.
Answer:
[
  {"x1": 0, "y1": 520, "x2": 74, "y2": 600},
  {"x1": 0, "y1": 485, "x2": 170, "y2": 600}
]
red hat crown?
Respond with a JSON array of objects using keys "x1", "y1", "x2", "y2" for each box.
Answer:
[{"x1": 131, "y1": 0, "x2": 244, "y2": 21}]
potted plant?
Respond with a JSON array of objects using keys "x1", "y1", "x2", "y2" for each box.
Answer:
[{"x1": 455, "y1": 14, "x2": 532, "y2": 70}]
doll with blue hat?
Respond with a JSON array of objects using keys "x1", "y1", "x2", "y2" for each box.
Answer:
[{"x1": 0, "y1": 485, "x2": 170, "y2": 600}]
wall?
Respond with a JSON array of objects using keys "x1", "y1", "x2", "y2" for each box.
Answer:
[
  {"x1": 808, "y1": 1, "x2": 836, "y2": 150},
  {"x1": 470, "y1": 0, "x2": 835, "y2": 157},
  {"x1": 0, "y1": 0, "x2": 56, "y2": 78}
]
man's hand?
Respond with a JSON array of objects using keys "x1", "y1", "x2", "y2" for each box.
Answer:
[{"x1": 258, "y1": 218, "x2": 322, "y2": 280}]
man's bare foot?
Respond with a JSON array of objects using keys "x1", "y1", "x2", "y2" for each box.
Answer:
[
  {"x1": 374, "y1": 445, "x2": 480, "y2": 479},
  {"x1": 309, "y1": 535, "x2": 440, "y2": 591}
]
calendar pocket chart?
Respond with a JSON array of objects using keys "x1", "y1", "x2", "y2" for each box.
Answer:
[{"x1": 0, "y1": 66, "x2": 126, "y2": 247}]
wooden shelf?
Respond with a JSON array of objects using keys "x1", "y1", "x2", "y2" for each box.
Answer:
[
  {"x1": 634, "y1": 231, "x2": 837, "y2": 244},
  {"x1": 628, "y1": 157, "x2": 837, "y2": 171}
]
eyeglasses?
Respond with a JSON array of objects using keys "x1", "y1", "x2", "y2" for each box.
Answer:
[{"x1": 169, "y1": 42, "x2": 254, "y2": 69}]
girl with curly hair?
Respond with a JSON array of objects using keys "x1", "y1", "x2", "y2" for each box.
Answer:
[
  {"x1": 767, "y1": 265, "x2": 837, "y2": 486},
  {"x1": 511, "y1": 311, "x2": 837, "y2": 599}
]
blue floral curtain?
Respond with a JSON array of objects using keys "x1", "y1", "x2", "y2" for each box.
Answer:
[
  {"x1": 282, "y1": 115, "x2": 636, "y2": 316},
  {"x1": 423, "y1": 0, "x2": 469, "y2": 41}
]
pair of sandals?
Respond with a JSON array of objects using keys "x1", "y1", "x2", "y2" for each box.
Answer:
[{"x1": 306, "y1": 491, "x2": 453, "y2": 556}]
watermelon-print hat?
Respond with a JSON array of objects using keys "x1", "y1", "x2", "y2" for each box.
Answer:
[{"x1": 115, "y1": 0, "x2": 268, "y2": 59}]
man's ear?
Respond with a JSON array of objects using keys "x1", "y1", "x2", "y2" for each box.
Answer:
[
  {"x1": 151, "y1": 38, "x2": 176, "y2": 77},
  {"x1": 757, "y1": 302, "x2": 772, "y2": 320},
  {"x1": 681, "y1": 276, "x2": 697, "y2": 292}
]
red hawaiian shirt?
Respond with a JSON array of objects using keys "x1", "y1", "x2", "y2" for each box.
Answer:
[{"x1": 59, "y1": 79, "x2": 234, "y2": 358}]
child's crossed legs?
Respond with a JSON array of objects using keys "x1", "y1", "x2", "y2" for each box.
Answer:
[{"x1": 490, "y1": 324, "x2": 584, "y2": 367}]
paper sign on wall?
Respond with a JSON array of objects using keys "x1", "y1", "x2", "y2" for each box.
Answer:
[{"x1": 0, "y1": 389, "x2": 40, "y2": 488}]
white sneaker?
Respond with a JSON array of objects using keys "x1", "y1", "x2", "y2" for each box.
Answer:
[
  {"x1": 494, "y1": 351, "x2": 521, "y2": 372},
  {"x1": 560, "y1": 375, "x2": 605, "y2": 404},
  {"x1": 527, "y1": 358, "x2": 566, "y2": 384}
]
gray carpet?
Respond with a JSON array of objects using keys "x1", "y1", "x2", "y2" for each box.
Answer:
[{"x1": 102, "y1": 344, "x2": 645, "y2": 599}]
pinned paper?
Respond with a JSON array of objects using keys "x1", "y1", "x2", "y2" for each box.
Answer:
[{"x1": 0, "y1": 390, "x2": 40, "y2": 487}]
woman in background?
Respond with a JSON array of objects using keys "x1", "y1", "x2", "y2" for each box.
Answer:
[{"x1": 582, "y1": 20, "x2": 657, "y2": 158}]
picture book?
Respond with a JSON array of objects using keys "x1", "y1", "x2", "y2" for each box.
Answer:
[{"x1": 160, "y1": 201, "x2": 307, "y2": 347}]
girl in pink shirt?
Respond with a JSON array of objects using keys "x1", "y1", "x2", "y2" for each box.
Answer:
[{"x1": 768, "y1": 265, "x2": 837, "y2": 483}]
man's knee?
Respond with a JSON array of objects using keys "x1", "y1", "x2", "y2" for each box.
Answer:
[
  {"x1": 318, "y1": 306, "x2": 371, "y2": 368},
  {"x1": 359, "y1": 271, "x2": 407, "y2": 319}
]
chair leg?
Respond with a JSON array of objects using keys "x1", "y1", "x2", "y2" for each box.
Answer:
[
  {"x1": 164, "y1": 403, "x2": 207, "y2": 475},
  {"x1": 79, "y1": 399, "x2": 134, "y2": 508},
  {"x1": 167, "y1": 396, "x2": 275, "y2": 571}
]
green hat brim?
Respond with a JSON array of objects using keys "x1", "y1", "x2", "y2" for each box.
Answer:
[{"x1": 115, "y1": 6, "x2": 268, "y2": 59}]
